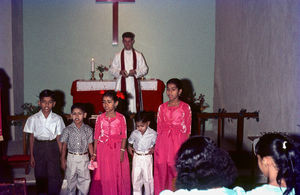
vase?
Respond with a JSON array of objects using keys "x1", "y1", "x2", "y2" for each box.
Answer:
[
  {"x1": 200, "y1": 105, "x2": 208, "y2": 112},
  {"x1": 99, "y1": 72, "x2": 104, "y2": 81}
]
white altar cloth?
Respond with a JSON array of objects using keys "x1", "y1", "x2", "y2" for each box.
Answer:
[{"x1": 76, "y1": 80, "x2": 158, "y2": 91}]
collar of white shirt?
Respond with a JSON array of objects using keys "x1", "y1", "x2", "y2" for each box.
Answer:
[{"x1": 37, "y1": 110, "x2": 53, "y2": 119}]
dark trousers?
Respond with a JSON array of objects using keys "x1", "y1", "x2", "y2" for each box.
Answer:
[{"x1": 33, "y1": 140, "x2": 62, "y2": 195}]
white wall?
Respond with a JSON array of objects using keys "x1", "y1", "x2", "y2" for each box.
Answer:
[
  {"x1": 0, "y1": 0, "x2": 14, "y2": 115},
  {"x1": 0, "y1": 0, "x2": 15, "y2": 140},
  {"x1": 23, "y1": 0, "x2": 216, "y2": 114},
  {"x1": 214, "y1": 0, "x2": 300, "y2": 150}
]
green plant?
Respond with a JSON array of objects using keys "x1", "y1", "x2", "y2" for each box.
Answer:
[{"x1": 21, "y1": 103, "x2": 39, "y2": 116}]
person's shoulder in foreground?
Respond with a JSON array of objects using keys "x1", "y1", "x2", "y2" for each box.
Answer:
[
  {"x1": 160, "y1": 187, "x2": 245, "y2": 195},
  {"x1": 244, "y1": 184, "x2": 294, "y2": 195}
]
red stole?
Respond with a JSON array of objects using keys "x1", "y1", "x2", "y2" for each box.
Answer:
[{"x1": 120, "y1": 49, "x2": 140, "y2": 112}]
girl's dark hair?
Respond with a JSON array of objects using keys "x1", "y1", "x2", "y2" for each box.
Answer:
[
  {"x1": 166, "y1": 78, "x2": 182, "y2": 90},
  {"x1": 135, "y1": 112, "x2": 150, "y2": 123},
  {"x1": 175, "y1": 136, "x2": 237, "y2": 190},
  {"x1": 103, "y1": 90, "x2": 118, "y2": 102},
  {"x1": 255, "y1": 133, "x2": 300, "y2": 195},
  {"x1": 39, "y1": 89, "x2": 55, "y2": 101}
]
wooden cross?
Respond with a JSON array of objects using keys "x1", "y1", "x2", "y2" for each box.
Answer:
[{"x1": 96, "y1": 0, "x2": 135, "y2": 45}]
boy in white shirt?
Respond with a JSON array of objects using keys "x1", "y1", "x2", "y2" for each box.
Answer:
[
  {"x1": 128, "y1": 112, "x2": 157, "y2": 195},
  {"x1": 23, "y1": 89, "x2": 65, "y2": 195}
]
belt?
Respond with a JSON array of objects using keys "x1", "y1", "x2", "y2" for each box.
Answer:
[
  {"x1": 68, "y1": 152, "x2": 88, "y2": 155},
  {"x1": 134, "y1": 151, "x2": 150, "y2": 156},
  {"x1": 35, "y1": 138, "x2": 56, "y2": 142}
]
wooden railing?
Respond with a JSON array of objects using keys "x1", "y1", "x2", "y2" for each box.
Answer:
[{"x1": 197, "y1": 109, "x2": 259, "y2": 150}]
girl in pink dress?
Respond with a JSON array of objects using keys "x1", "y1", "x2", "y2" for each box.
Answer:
[
  {"x1": 90, "y1": 90, "x2": 131, "y2": 195},
  {"x1": 154, "y1": 78, "x2": 192, "y2": 195}
]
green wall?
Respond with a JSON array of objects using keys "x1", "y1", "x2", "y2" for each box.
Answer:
[{"x1": 24, "y1": 0, "x2": 215, "y2": 113}]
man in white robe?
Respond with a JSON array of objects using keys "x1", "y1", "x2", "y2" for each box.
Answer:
[{"x1": 109, "y1": 32, "x2": 148, "y2": 113}]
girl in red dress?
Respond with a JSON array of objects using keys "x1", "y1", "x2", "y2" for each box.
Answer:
[
  {"x1": 154, "y1": 78, "x2": 192, "y2": 194},
  {"x1": 90, "y1": 90, "x2": 131, "y2": 195}
]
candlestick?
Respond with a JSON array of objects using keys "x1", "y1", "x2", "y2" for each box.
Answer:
[
  {"x1": 91, "y1": 58, "x2": 95, "y2": 72},
  {"x1": 91, "y1": 71, "x2": 96, "y2": 80}
]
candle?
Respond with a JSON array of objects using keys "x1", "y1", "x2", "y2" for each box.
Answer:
[{"x1": 91, "y1": 58, "x2": 95, "y2": 72}]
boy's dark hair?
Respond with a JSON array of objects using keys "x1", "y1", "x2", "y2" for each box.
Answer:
[
  {"x1": 103, "y1": 90, "x2": 118, "y2": 102},
  {"x1": 122, "y1": 32, "x2": 135, "y2": 40},
  {"x1": 167, "y1": 78, "x2": 182, "y2": 90},
  {"x1": 175, "y1": 136, "x2": 237, "y2": 190},
  {"x1": 39, "y1": 89, "x2": 55, "y2": 101},
  {"x1": 71, "y1": 103, "x2": 86, "y2": 113},
  {"x1": 255, "y1": 133, "x2": 300, "y2": 195},
  {"x1": 135, "y1": 112, "x2": 150, "y2": 123}
]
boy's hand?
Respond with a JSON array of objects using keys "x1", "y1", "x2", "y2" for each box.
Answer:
[
  {"x1": 61, "y1": 158, "x2": 66, "y2": 170},
  {"x1": 148, "y1": 147, "x2": 155, "y2": 155},
  {"x1": 120, "y1": 150, "x2": 125, "y2": 162},
  {"x1": 128, "y1": 146, "x2": 134, "y2": 156},
  {"x1": 30, "y1": 155, "x2": 35, "y2": 168}
]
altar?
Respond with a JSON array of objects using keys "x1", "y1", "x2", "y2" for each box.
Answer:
[{"x1": 71, "y1": 79, "x2": 165, "y2": 114}]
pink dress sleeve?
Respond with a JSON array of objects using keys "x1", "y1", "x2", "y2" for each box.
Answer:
[
  {"x1": 119, "y1": 113, "x2": 127, "y2": 139},
  {"x1": 156, "y1": 104, "x2": 164, "y2": 135},
  {"x1": 183, "y1": 103, "x2": 192, "y2": 135},
  {"x1": 94, "y1": 115, "x2": 102, "y2": 140}
]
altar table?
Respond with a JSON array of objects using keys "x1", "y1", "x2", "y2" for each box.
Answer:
[{"x1": 71, "y1": 79, "x2": 165, "y2": 114}]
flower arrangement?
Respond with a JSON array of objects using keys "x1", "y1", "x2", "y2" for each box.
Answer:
[
  {"x1": 21, "y1": 103, "x2": 39, "y2": 116},
  {"x1": 191, "y1": 93, "x2": 209, "y2": 112},
  {"x1": 96, "y1": 64, "x2": 109, "y2": 73},
  {"x1": 96, "y1": 64, "x2": 109, "y2": 80}
]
